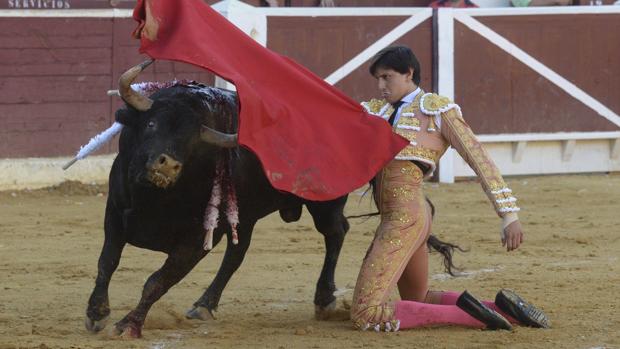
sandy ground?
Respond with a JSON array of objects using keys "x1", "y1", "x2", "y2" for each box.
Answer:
[{"x1": 0, "y1": 174, "x2": 619, "y2": 349}]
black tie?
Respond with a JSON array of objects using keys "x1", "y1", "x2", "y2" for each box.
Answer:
[{"x1": 388, "y1": 101, "x2": 404, "y2": 126}]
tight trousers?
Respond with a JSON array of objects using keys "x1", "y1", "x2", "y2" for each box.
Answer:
[{"x1": 350, "y1": 160, "x2": 432, "y2": 330}]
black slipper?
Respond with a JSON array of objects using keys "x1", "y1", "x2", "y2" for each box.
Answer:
[
  {"x1": 456, "y1": 290, "x2": 513, "y2": 331},
  {"x1": 495, "y1": 289, "x2": 550, "y2": 329}
]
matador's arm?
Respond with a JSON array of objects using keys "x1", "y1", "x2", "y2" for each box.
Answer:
[{"x1": 434, "y1": 104, "x2": 520, "y2": 228}]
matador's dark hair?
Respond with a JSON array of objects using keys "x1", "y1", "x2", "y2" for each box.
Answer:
[{"x1": 369, "y1": 45, "x2": 421, "y2": 85}]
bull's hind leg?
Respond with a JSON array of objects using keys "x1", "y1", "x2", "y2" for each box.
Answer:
[
  {"x1": 186, "y1": 221, "x2": 256, "y2": 320},
  {"x1": 306, "y1": 196, "x2": 350, "y2": 319},
  {"x1": 111, "y1": 242, "x2": 207, "y2": 338},
  {"x1": 85, "y1": 204, "x2": 126, "y2": 333}
]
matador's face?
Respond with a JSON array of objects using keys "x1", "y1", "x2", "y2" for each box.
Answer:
[{"x1": 373, "y1": 67, "x2": 416, "y2": 104}]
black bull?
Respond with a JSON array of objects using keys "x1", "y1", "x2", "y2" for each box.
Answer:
[{"x1": 85, "y1": 73, "x2": 349, "y2": 337}]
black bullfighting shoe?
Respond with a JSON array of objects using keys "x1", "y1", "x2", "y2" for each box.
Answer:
[
  {"x1": 456, "y1": 291, "x2": 513, "y2": 331},
  {"x1": 495, "y1": 289, "x2": 551, "y2": 329}
]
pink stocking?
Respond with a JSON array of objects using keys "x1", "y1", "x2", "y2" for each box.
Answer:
[
  {"x1": 436, "y1": 291, "x2": 519, "y2": 324},
  {"x1": 394, "y1": 300, "x2": 485, "y2": 329}
]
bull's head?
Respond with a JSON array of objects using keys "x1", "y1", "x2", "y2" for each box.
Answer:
[{"x1": 116, "y1": 60, "x2": 239, "y2": 189}]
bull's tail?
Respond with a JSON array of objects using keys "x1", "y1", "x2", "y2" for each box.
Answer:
[
  {"x1": 426, "y1": 234, "x2": 467, "y2": 276},
  {"x1": 423, "y1": 196, "x2": 467, "y2": 276}
]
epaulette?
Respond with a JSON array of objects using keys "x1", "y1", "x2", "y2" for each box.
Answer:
[
  {"x1": 361, "y1": 98, "x2": 389, "y2": 115},
  {"x1": 419, "y1": 93, "x2": 459, "y2": 116}
]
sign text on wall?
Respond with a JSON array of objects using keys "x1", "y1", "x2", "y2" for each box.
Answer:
[{"x1": 7, "y1": 0, "x2": 71, "y2": 8}]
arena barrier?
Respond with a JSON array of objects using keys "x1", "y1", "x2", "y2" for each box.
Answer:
[{"x1": 0, "y1": 1, "x2": 618, "y2": 189}]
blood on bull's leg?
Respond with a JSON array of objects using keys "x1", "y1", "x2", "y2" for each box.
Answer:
[
  {"x1": 111, "y1": 242, "x2": 208, "y2": 338},
  {"x1": 85, "y1": 204, "x2": 126, "y2": 333},
  {"x1": 186, "y1": 221, "x2": 256, "y2": 320},
  {"x1": 306, "y1": 196, "x2": 350, "y2": 320}
]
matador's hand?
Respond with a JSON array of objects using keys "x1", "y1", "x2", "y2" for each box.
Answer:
[{"x1": 502, "y1": 220, "x2": 524, "y2": 251}]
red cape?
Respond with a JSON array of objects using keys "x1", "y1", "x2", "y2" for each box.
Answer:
[{"x1": 132, "y1": 0, "x2": 408, "y2": 201}]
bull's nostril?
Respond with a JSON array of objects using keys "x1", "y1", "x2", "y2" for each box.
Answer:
[
  {"x1": 159, "y1": 156, "x2": 166, "y2": 165},
  {"x1": 173, "y1": 164, "x2": 180, "y2": 171}
]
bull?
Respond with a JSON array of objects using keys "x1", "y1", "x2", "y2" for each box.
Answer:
[{"x1": 85, "y1": 61, "x2": 349, "y2": 337}]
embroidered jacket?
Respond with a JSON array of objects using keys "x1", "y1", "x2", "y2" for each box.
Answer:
[{"x1": 362, "y1": 92, "x2": 519, "y2": 217}]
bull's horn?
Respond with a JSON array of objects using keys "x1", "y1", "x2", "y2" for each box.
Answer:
[
  {"x1": 200, "y1": 125, "x2": 238, "y2": 148},
  {"x1": 119, "y1": 59, "x2": 154, "y2": 111}
]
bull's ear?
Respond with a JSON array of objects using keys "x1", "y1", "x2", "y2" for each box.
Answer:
[{"x1": 115, "y1": 108, "x2": 138, "y2": 127}]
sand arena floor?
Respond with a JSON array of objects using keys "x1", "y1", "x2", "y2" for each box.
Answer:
[{"x1": 0, "y1": 174, "x2": 618, "y2": 349}]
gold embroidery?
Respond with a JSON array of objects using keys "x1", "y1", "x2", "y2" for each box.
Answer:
[
  {"x1": 494, "y1": 193, "x2": 515, "y2": 201},
  {"x1": 497, "y1": 201, "x2": 518, "y2": 209},
  {"x1": 385, "y1": 211, "x2": 411, "y2": 224},
  {"x1": 397, "y1": 146, "x2": 440, "y2": 163},
  {"x1": 400, "y1": 165, "x2": 421, "y2": 177},
  {"x1": 447, "y1": 113, "x2": 501, "y2": 175},
  {"x1": 411, "y1": 91, "x2": 424, "y2": 109},
  {"x1": 391, "y1": 186, "x2": 415, "y2": 201},
  {"x1": 422, "y1": 93, "x2": 452, "y2": 112},
  {"x1": 351, "y1": 159, "x2": 431, "y2": 329},
  {"x1": 442, "y1": 110, "x2": 518, "y2": 215},
  {"x1": 389, "y1": 238, "x2": 402, "y2": 247},
  {"x1": 492, "y1": 185, "x2": 518, "y2": 210},
  {"x1": 400, "y1": 103, "x2": 417, "y2": 115},
  {"x1": 395, "y1": 128, "x2": 417, "y2": 142},
  {"x1": 400, "y1": 166, "x2": 414, "y2": 175},
  {"x1": 488, "y1": 180, "x2": 508, "y2": 192},
  {"x1": 398, "y1": 116, "x2": 421, "y2": 128},
  {"x1": 427, "y1": 115, "x2": 437, "y2": 132},
  {"x1": 394, "y1": 98, "x2": 421, "y2": 123},
  {"x1": 363, "y1": 98, "x2": 388, "y2": 114}
]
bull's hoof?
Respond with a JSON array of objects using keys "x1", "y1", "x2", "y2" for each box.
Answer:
[
  {"x1": 186, "y1": 305, "x2": 216, "y2": 321},
  {"x1": 315, "y1": 299, "x2": 350, "y2": 321},
  {"x1": 109, "y1": 322, "x2": 142, "y2": 338},
  {"x1": 85, "y1": 315, "x2": 109, "y2": 333}
]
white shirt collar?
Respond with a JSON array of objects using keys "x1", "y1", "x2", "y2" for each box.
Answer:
[{"x1": 399, "y1": 87, "x2": 422, "y2": 105}]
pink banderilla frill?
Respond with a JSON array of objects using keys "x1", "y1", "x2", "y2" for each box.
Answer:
[
  {"x1": 225, "y1": 181, "x2": 239, "y2": 245},
  {"x1": 203, "y1": 167, "x2": 222, "y2": 251},
  {"x1": 203, "y1": 161, "x2": 240, "y2": 250}
]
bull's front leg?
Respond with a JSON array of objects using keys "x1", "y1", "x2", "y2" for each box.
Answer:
[
  {"x1": 85, "y1": 205, "x2": 126, "y2": 333},
  {"x1": 186, "y1": 220, "x2": 256, "y2": 320},
  {"x1": 111, "y1": 242, "x2": 207, "y2": 338},
  {"x1": 306, "y1": 197, "x2": 350, "y2": 320}
]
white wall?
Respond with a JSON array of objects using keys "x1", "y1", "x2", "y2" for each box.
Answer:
[
  {"x1": 0, "y1": 155, "x2": 114, "y2": 191},
  {"x1": 453, "y1": 140, "x2": 620, "y2": 178}
]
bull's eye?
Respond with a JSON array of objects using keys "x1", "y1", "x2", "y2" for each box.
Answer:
[{"x1": 147, "y1": 121, "x2": 156, "y2": 128}]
